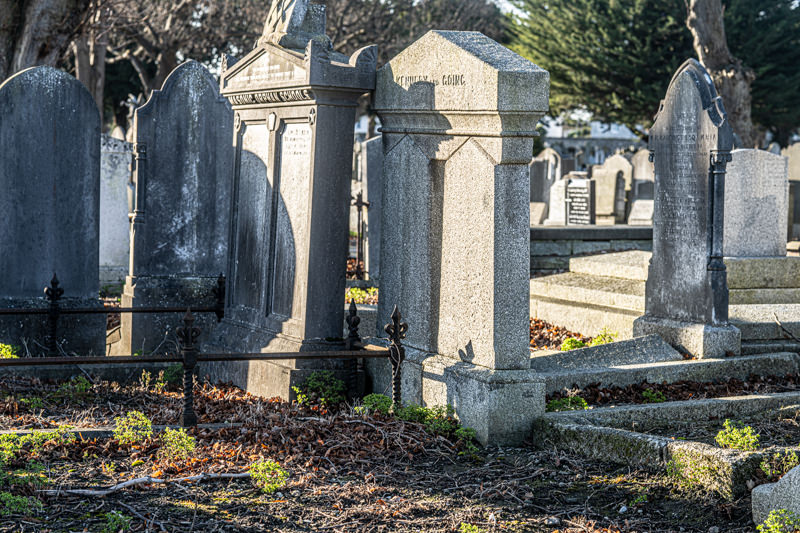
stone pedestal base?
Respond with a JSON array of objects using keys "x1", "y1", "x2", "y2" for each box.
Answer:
[
  {"x1": 0, "y1": 297, "x2": 105, "y2": 356},
  {"x1": 633, "y1": 316, "x2": 741, "y2": 358},
  {"x1": 114, "y1": 275, "x2": 219, "y2": 356},
  {"x1": 202, "y1": 318, "x2": 358, "y2": 401},
  {"x1": 399, "y1": 350, "x2": 545, "y2": 446}
]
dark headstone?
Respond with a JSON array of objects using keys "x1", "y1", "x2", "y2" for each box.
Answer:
[
  {"x1": 0, "y1": 66, "x2": 104, "y2": 355},
  {"x1": 566, "y1": 179, "x2": 595, "y2": 225},
  {"x1": 205, "y1": 0, "x2": 377, "y2": 400},
  {"x1": 633, "y1": 59, "x2": 740, "y2": 357},
  {"x1": 117, "y1": 61, "x2": 234, "y2": 355},
  {"x1": 530, "y1": 160, "x2": 548, "y2": 202},
  {"x1": 561, "y1": 158, "x2": 576, "y2": 176}
]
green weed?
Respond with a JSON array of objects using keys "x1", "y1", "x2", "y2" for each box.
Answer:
[
  {"x1": 642, "y1": 389, "x2": 666, "y2": 403},
  {"x1": 760, "y1": 449, "x2": 800, "y2": 482},
  {"x1": 102, "y1": 510, "x2": 132, "y2": 533},
  {"x1": 560, "y1": 338, "x2": 586, "y2": 351},
  {"x1": 291, "y1": 371, "x2": 346, "y2": 408},
  {"x1": 546, "y1": 396, "x2": 589, "y2": 412},
  {"x1": 715, "y1": 419, "x2": 759, "y2": 451},
  {"x1": 0, "y1": 492, "x2": 42, "y2": 517},
  {"x1": 0, "y1": 344, "x2": 19, "y2": 359},
  {"x1": 113, "y1": 411, "x2": 153, "y2": 445},
  {"x1": 757, "y1": 509, "x2": 800, "y2": 533},
  {"x1": 589, "y1": 328, "x2": 618, "y2": 346},
  {"x1": 158, "y1": 428, "x2": 196, "y2": 461},
  {"x1": 250, "y1": 460, "x2": 289, "y2": 494},
  {"x1": 362, "y1": 393, "x2": 392, "y2": 415}
]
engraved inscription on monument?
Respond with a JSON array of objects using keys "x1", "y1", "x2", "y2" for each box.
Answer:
[
  {"x1": 566, "y1": 179, "x2": 595, "y2": 225},
  {"x1": 271, "y1": 122, "x2": 312, "y2": 318}
]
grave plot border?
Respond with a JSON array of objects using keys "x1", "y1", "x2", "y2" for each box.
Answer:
[{"x1": 0, "y1": 277, "x2": 408, "y2": 427}]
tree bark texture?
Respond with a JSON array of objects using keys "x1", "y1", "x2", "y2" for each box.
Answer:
[
  {"x1": 0, "y1": 0, "x2": 92, "y2": 81},
  {"x1": 686, "y1": 0, "x2": 758, "y2": 147}
]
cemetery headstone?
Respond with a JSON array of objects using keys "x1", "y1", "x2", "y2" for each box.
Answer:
[
  {"x1": 0, "y1": 67, "x2": 105, "y2": 354},
  {"x1": 100, "y1": 134, "x2": 133, "y2": 285},
  {"x1": 627, "y1": 199, "x2": 654, "y2": 226},
  {"x1": 723, "y1": 149, "x2": 788, "y2": 257},
  {"x1": 206, "y1": 0, "x2": 377, "y2": 399},
  {"x1": 530, "y1": 147, "x2": 561, "y2": 217},
  {"x1": 566, "y1": 178, "x2": 595, "y2": 225},
  {"x1": 530, "y1": 202, "x2": 547, "y2": 225},
  {"x1": 530, "y1": 160, "x2": 547, "y2": 202},
  {"x1": 542, "y1": 178, "x2": 568, "y2": 225},
  {"x1": 561, "y1": 158, "x2": 576, "y2": 176},
  {"x1": 591, "y1": 166, "x2": 625, "y2": 224},
  {"x1": 362, "y1": 136, "x2": 384, "y2": 281},
  {"x1": 631, "y1": 147, "x2": 655, "y2": 200},
  {"x1": 782, "y1": 143, "x2": 800, "y2": 240},
  {"x1": 633, "y1": 59, "x2": 740, "y2": 358},
  {"x1": 119, "y1": 61, "x2": 234, "y2": 355},
  {"x1": 374, "y1": 30, "x2": 549, "y2": 445}
]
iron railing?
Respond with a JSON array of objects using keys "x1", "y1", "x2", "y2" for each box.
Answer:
[{"x1": 0, "y1": 278, "x2": 407, "y2": 426}]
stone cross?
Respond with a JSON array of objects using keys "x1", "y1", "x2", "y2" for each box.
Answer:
[
  {"x1": 633, "y1": 59, "x2": 739, "y2": 357},
  {"x1": 260, "y1": 0, "x2": 330, "y2": 50}
]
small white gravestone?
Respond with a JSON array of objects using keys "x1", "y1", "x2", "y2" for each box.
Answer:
[{"x1": 99, "y1": 134, "x2": 133, "y2": 284}]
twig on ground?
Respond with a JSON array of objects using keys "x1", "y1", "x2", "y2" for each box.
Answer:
[{"x1": 40, "y1": 472, "x2": 252, "y2": 497}]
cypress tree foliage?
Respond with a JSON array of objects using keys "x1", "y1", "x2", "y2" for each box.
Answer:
[
  {"x1": 724, "y1": 0, "x2": 800, "y2": 147},
  {"x1": 509, "y1": 0, "x2": 800, "y2": 143},
  {"x1": 508, "y1": 0, "x2": 692, "y2": 136}
]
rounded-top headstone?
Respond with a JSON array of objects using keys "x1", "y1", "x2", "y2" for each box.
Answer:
[{"x1": 0, "y1": 66, "x2": 100, "y2": 298}]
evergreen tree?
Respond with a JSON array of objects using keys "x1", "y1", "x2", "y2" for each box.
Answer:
[{"x1": 509, "y1": 0, "x2": 800, "y2": 143}]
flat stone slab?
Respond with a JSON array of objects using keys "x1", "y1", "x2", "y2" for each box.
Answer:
[
  {"x1": 537, "y1": 352, "x2": 800, "y2": 394},
  {"x1": 752, "y1": 465, "x2": 800, "y2": 526},
  {"x1": 730, "y1": 304, "x2": 800, "y2": 340},
  {"x1": 530, "y1": 334, "x2": 682, "y2": 373},
  {"x1": 569, "y1": 250, "x2": 651, "y2": 281},
  {"x1": 529, "y1": 272, "x2": 645, "y2": 311}
]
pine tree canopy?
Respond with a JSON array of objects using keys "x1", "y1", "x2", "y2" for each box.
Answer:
[{"x1": 508, "y1": 0, "x2": 800, "y2": 144}]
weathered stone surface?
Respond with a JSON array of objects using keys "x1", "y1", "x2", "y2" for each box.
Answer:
[
  {"x1": 530, "y1": 147, "x2": 561, "y2": 213},
  {"x1": 569, "y1": 250, "x2": 650, "y2": 281},
  {"x1": 207, "y1": 4, "x2": 377, "y2": 399},
  {"x1": 374, "y1": 30, "x2": 549, "y2": 445},
  {"x1": 362, "y1": 136, "x2": 384, "y2": 281},
  {"x1": 633, "y1": 59, "x2": 738, "y2": 358},
  {"x1": 0, "y1": 66, "x2": 104, "y2": 354},
  {"x1": 529, "y1": 334, "x2": 682, "y2": 372},
  {"x1": 100, "y1": 135, "x2": 133, "y2": 284},
  {"x1": 530, "y1": 202, "x2": 547, "y2": 225},
  {"x1": 752, "y1": 465, "x2": 800, "y2": 526},
  {"x1": 543, "y1": 179, "x2": 567, "y2": 225},
  {"x1": 120, "y1": 61, "x2": 233, "y2": 355},
  {"x1": 631, "y1": 148, "x2": 654, "y2": 186},
  {"x1": 627, "y1": 199, "x2": 654, "y2": 225},
  {"x1": 723, "y1": 149, "x2": 788, "y2": 257},
  {"x1": 591, "y1": 166, "x2": 625, "y2": 223},
  {"x1": 783, "y1": 143, "x2": 800, "y2": 181}
]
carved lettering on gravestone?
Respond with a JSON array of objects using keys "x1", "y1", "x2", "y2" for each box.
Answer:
[
  {"x1": 271, "y1": 123, "x2": 312, "y2": 318},
  {"x1": 566, "y1": 179, "x2": 595, "y2": 225},
  {"x1": 644, "y1": 59, "x2": 733, "y2": 324}
]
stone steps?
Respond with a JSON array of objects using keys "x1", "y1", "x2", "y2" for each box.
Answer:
[
  {"x1": 532, "y1": 351, "x2": 799, "y2": 394},
  {"x1": 530, "y1": 250, "x2": 800, "y2": 344}
]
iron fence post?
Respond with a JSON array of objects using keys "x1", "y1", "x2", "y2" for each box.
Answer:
[
  {"x1": 43, "y1": 274, "x2": 63, "y2": 357},
  {"x1": 384, "y1": 305, "x2": 407, "y2": 407},
  {"x1": 177, "y1": 308, "x2": 202, "y2": 427},
  {"x1": 345, "y1": 300, "x2": 364, "y2": 397}
]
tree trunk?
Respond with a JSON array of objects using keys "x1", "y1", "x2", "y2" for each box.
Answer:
[
  {"x1": 72, "y1": 28, "x2": 107, "y2": 127},
  {"x1": 0, "y1": 0, "x2": 92, "y2": 81},
  {"x1": 686, "y1": 0, "x2": 758, "y2": 147}
]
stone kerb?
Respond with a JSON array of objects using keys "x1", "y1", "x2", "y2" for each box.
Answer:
[
  {"x1": 633, "y1": 59, "x2": 740, "y2": 358},
  {"x1": 374, "y1": 30, "x2": 549, "y2": 445},
  {"x1": 0, "y1": 66, "x2": 105, "y2": 354},
  {"x1": 118, "y1": 61, "x2": 234, "y2": 355}
]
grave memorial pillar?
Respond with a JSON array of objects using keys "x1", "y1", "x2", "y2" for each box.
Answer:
[
  {"x1": 633, "y1": 59, "x2": 740, "y2": 357},
  {"x1": 205, "y1": 0, "x2": 377, "y2": 398},
  {"x1": 374, "y1": 31, "x2": 549, "y2": 445}
]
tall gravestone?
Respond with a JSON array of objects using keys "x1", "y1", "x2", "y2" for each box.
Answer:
[
  {"x1": 205, "y1": 0, "x2": 377, "y2": 399},
  {"x1": 566, "y1": 178, "x2": 595, "y2": 225},
  {"x1": 119, "y1": 61, "x2": 234, "y2": 355},
  {"x1": 100, "y1": 135, "x2": 133, "y2": 284},
  {"x1": 723, "y1": 149, "x2": 788, "y2": 257},
  {"x1": 633, "y1": 59, "x2": 740, "y2": 357},
  {"x1": 530, "y1": 147, "x2": 560, "y2": 214},
  {"x1": 374, "y1": 30, "x2": 549, "y2": 445},
  {"x1": 0, "y1": 67, "x2": 105, "y2": 355},
  {"x1": 362, "y1": 136, "x2": 384, "y2": 281}
]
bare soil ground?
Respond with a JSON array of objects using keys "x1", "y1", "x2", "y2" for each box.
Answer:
[{"x1": 0, "y1": 376, "x2": 761, "y2": 532}]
